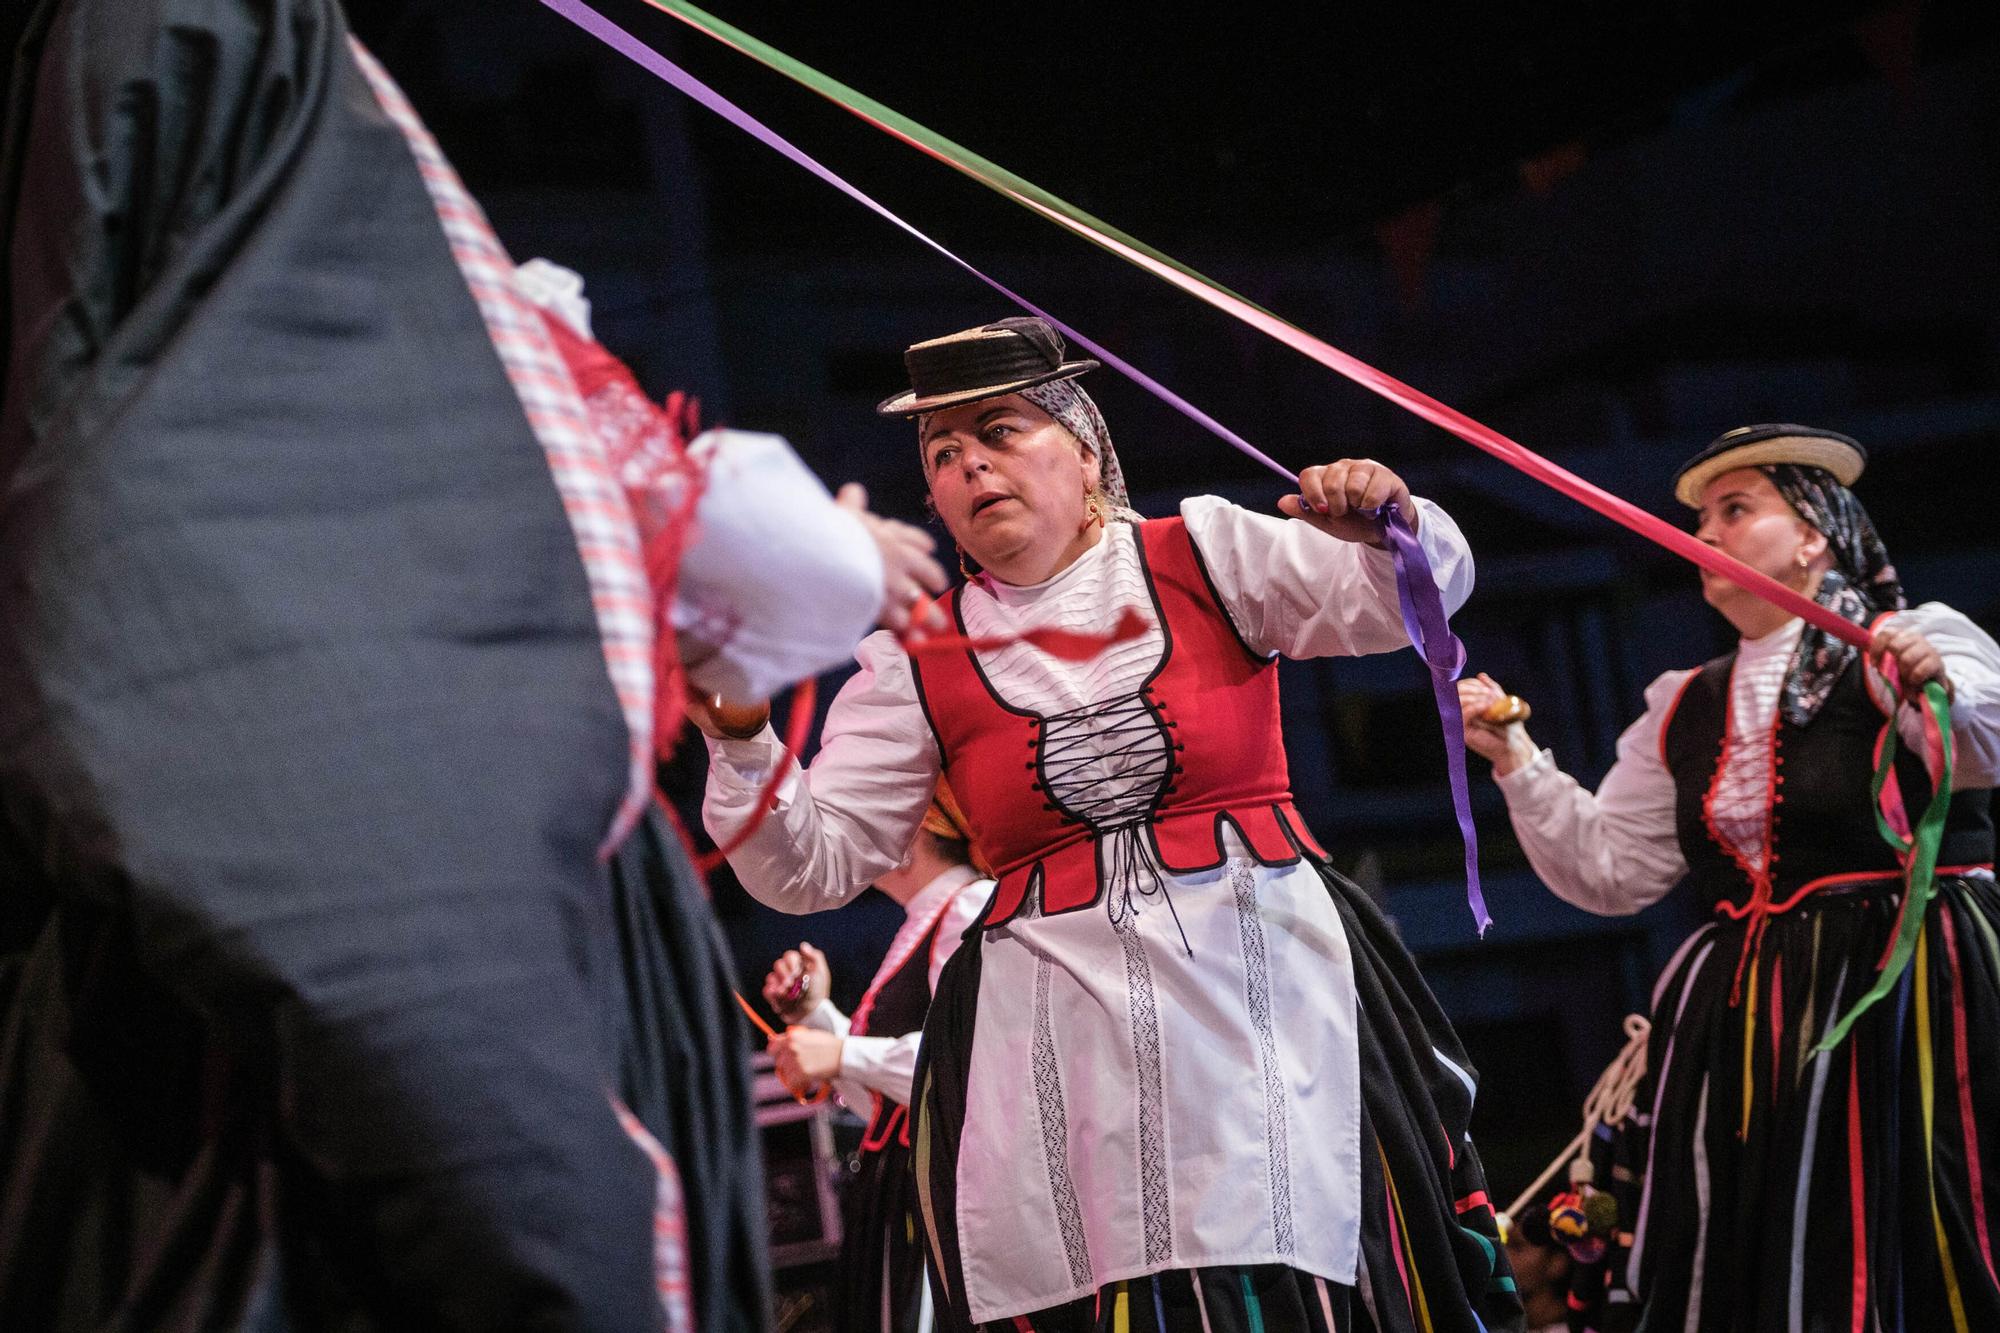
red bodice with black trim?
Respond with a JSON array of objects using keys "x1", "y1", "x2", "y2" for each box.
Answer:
[{"x1": 909, "y1": 517, "x2": 1326, "y2": 929}]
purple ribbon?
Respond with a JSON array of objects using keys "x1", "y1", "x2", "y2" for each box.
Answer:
[
  {"x1": 538, "y1": 0, "x2": 1491, "y2": 934},
  {"x1": 1374, "y1": 504, "x2": 1489, "y2": 935},
  {"x1": 538, "y1": 0, "x2": 1295, "y2": 482}
]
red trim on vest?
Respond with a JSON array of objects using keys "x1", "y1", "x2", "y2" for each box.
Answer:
[
  {"x1": 860, "y1": 1097, "x2": 909, "y2": 1154},
  {"x1": 849, "y1": 890, "x2": 957, "y2": 1039},
  {"x1": 911, "y1": 519, "x2": 1325, "y2": 929},
  {"x1": 1657, "y1": 668, "x2": 1704, "y2": 769},
  {"x1": 1696, "y1": 658, "x2": 1788, "y2": 1004}
]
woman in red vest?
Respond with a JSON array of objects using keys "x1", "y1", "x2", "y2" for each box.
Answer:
[
  {"x1": 702, "y1": 318, "x2": 1518, "y2": 1333},
  {"x1": 1458, "y1": 425, "x2": 2000, "y2": 1332}
]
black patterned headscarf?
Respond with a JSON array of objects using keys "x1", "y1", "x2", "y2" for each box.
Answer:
[{"x1": 1763, "y1": 464, "x2": 1905, "y2": 725}]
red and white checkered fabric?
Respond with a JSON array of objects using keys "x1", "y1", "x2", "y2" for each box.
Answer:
[
  {"x1": 350, "y1": 38, "x2": 653, "y2": 856},
  {"x1": 353, "y1": 41, "x2": 689, "y2": 1331},
  {"x1": 534, "y1": 307, "x2": 707, "y2": 763},
  {"x1": 614, "y1": 1098, "x2": 697, "y2": 1333}
]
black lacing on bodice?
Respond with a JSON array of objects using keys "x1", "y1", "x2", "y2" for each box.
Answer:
[{"x1": 1031, "y1": 690, "x2": 1192, "y2": 953}]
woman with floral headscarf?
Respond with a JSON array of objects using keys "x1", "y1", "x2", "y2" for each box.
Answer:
[
  {"x1": 700, "y1": 317, "x2": 1520, "y2": 1333},
  {"x1": 1459, "y1": 425, "x2": 2000, "y2": 1332}
]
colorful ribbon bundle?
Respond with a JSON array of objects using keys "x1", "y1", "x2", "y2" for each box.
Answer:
[
  {"x1": 1821, "y1": 672, "x2": 1955, "y2": 1050},
  {"x1": 542, "y1": 0, "x2": 1955, "y2": 987},
  {"x1": 591, "y1": 0, "x2": 1870, "y2": 650}
]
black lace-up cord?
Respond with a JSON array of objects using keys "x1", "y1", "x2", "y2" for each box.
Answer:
[
  {"x1": 1104, "y1": 823, "x2": 1193, "y2": 956},
  {"x1": 1033, "y1": 692, "x2": 1193, "y2": 956}
]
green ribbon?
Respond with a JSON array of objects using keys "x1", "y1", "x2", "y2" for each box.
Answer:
[
  {"x1": 639, "y1": 0, "x2": 1874, "y2": 656},
  {"x1": 641, "y1": 0, "x2": 1285, "y2": 320},
  {"x1": 1816, "y1": 680, "x2": 1954, "y2": 1052}
]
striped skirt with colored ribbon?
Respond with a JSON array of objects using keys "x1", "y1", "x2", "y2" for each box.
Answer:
[
  {"x1": 989, "y1": 1267, "x2": 1353, "y2": 1333},
  {"x1": 1626, "y1": 873, "x2": 2000, "y2": 1332}
]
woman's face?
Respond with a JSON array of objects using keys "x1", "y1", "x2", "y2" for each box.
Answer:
[
  {"x1": 1693, "y1": 466, "x2": 1827, "y2": 622},
  {"x1": 922, "y1": 394, "x2": 1102, "y2": 581}
]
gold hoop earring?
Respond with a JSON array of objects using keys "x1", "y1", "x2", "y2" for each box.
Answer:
[
  {"x1": 958, "y1": 546, "x2": 981, "y2": 580},
  {"x1": 1084, "y1": 490, "x2": 1106, "y2": 526}
]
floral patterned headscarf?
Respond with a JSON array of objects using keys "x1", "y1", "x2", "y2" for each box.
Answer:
[{"x1": 1763, "y1": 463, "x2": 1905, "y2": 725}]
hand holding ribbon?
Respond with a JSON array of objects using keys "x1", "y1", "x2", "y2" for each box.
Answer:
[
  {"x1": 1277, "y1": 458, "x2": 1417, "y2": 548},
  {"x1": 733, "y1": 990, "x2": 831, "y2": 1105}
]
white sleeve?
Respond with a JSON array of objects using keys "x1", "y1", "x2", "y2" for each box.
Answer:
[
  {"x1": 1179, "y1": 494, "x2": 1475, "y2": 660},
  {"x1": 838, "y1": 1033, "x2": 919, "y2": 1108},
  {"x1": 928, "y1": 878, "x2": 995, "y2": 995},
  {"x1": 509, "y1": 259, "x2": 884, "y2": 704},
  {"x1": 1490, "y1": 669, "x2": 1693, "y2": 916},
  {"x1": 701, "y1": 632, "x2": 941, "y2": 913},
  {"x1": 1863, "y1": 603, "x2": 2000, "y2": 791},
  {"x1": 796, "y1": 1001, "x2": 882, "y2": 1111},
  {"x1": 674, "y1": 429, "x2": 884, "y2": 704},
  {"x1": 798, "y1": 998, "x2": 851, "y2": 1038}
]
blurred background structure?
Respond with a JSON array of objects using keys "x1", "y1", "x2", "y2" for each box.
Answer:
[{"x1": 345, "y1": 0, "x2": 2000, "y2": 1264}]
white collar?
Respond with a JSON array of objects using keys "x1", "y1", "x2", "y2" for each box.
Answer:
[
  {"x1": 900, "y1": 862, "x2": 983, "y2": 922},
  {"x1": 981, "y1": 523, "x2": 1126, "y2": 609},
  {"x1": 1738, "y1": 616, "x2": 1805, "y2": 662}
]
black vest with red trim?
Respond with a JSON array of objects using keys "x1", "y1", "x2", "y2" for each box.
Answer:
[
  {"x1": 909, "y1": 517, "x2": 1326, "y2": 929},
  {"x1": 1660, "y1": 650, "x2": 1993, "y2": 913},
  {"x1": 848, "y1": 906, "x2": 948, "y2": 1153}
]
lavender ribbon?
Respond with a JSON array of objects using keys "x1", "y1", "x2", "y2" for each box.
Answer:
[
  {"x1": 539, "y1": 0, "x2": 1491, "y2": 934},
  {"x1": 538, "y1": 0, "x2": 1295, "y2": 482},
  {"x1": 1373, "y1": 503, "x2": 1489, "y2": 935}
]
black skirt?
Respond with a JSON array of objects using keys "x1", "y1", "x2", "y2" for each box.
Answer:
[
  {"x1": 1627, "y1": 874, "x2": 2000, "y2": 1332},
  {"x1": 913, "y1": 860, "x2": 1523, "y2": 1333},
  {"x1": 0, "y1": 801, "x2": 770, "y2": 1333},
  {"x1": 981, "y1": 1265, "x2": 1357, "y2": 1333},
  {"x1": 3, "y1": 0, "x2": 716, "y2": 1323},
  {"x1": 605, "y1": 804, "x2": 775, "y2": 1333},
  {"x1": 838, "y1": 1116, "x2": 932, "y2": 1333}
]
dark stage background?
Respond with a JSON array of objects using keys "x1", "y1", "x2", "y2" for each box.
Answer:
[{"x1": 336, "y1": 0, "x2": 2000, "y2": 1213}]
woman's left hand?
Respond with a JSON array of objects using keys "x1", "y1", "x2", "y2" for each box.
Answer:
[
  {"x1": 1277, "y1": 458, "x2": 1417, "y2": 547},
  {"x1": 1871, "y1": 622, "x2": 1954, "y2": 704},
  {"x1": 836, "y1": 483, "x2": 948, "y2": 634},
  {"x1": 769, "y1": 1027, "x2": 844, "y2": 1088}
]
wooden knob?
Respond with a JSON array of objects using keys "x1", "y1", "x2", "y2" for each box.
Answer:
[
  {"x1": 1482, "y1": 694, "x2": 1531, "y2": 725},
  {"x1": 706, "y1": 694, "x2": 773, "y2": 739}
]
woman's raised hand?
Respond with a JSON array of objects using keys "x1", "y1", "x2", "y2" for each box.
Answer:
[
  {"x1": 762, "y1": 942, "x2": 831, "y2": 1025},
  {"x1": 1457, "y1": 672, "x2": 1540, "y2": 776},
  {"x1": 1277, "y1": 458, "x2": 1417, "y2": 547},
  {"x1": 1870, "y1": 622, "x2": 1954, "y2": 704},
  {"x1": 837, "y1": 483, "x2": 948, "y2": 634}
]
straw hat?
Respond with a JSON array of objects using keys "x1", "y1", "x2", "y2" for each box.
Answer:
[
  {"x1": 1672, "y1": 423, "x2": 1866, "y2": 508},
  {"x1": 877, "y1": 317, "x2": 1098, "y2": 417}
]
